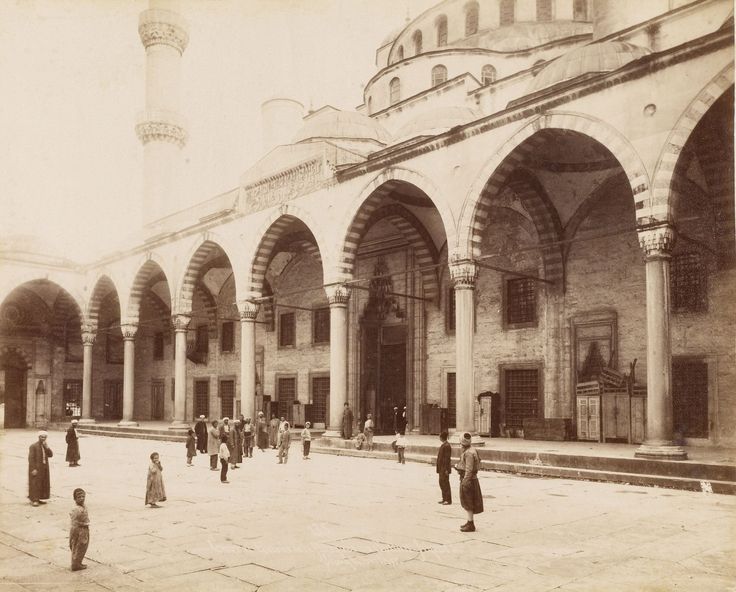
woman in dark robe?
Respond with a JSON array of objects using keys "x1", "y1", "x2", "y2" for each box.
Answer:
[{"x1": 455, "y1": 432, "x2": 483, "y2": 532}]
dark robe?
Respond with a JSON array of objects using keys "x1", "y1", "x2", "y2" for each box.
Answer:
[
  {"x1": 65, "y1": 427, "x2": 80, "y2": 463},
  {"x1": 341, "y1": 407, "x2": 354, "y2": 439},
  {"x1": 194, "y1": 420, "x2": 208, "y2": 453},
  {"x1": 28, "y1": 441, "x2": 53, "y2": 501},
  {"x1": 257, "y1": 417, "x2": 268, "y2": 449}
]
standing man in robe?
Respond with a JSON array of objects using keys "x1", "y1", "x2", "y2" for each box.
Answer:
[
  {"x1": 194, "y1": 415, "x2": 208, "y2": 454},
  {"x1": 65, "y1": 419, "x2": 81, "y2": 467},
  {"x1": 341, "y1": 402, "x2": 354, "y2": 440},
  {"x1": 29, "y1": 431, "x2": 53, "y2": 506},
  {"x1": 269, "y1": 414, "x2": 280, "y2": 449}
]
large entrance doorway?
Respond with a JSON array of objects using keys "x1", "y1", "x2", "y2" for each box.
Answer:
[{"x1": 0, "y1": 352, "x2": 27, "y2": 428}]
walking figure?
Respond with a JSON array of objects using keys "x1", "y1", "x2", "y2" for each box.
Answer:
[{"x1": 455, "y1": 432, "x2": 483, "y2": 532}]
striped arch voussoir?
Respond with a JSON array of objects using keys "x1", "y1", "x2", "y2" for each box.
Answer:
[{"x1": 127, "y1": 260, "x2": 170, "y2": 323}]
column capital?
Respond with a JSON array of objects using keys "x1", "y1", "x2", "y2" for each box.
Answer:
[
  {"x1": 135, "y1": 111, "x2": 188, "y2": 148},
  {"x1": 325, "y1": 284, "x2": 351, "y2": 306},
  {"x1": 638, "y1": 224, "x2": 676, "y2": 260},
  {"x1": 81, "y1": 330, "x2": 97, "y2": 346},
  {"x1": 237, "y1": 301, "x2": 260, "y2": 321},
  {"x1": 449, "y1": 260, "x2": 478, "y2": 289},
  {"x1": 120, "y1": 323, "x2": 138, "y2": 340},
  {"x1": 138, "y1": 9, "x2": 189, "y2": 54},
  {"x1": 171, "y1": 314, "x2": 191, "y2": 332}
]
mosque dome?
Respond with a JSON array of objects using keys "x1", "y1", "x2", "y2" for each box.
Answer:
[
  {"x1": 393, "y1": 106, "x2": 480, "y2": 144},
  {"x1": 529, "y1": 41, "x2": 651, "y2": 93},
  {"x1": 293, "y1": 108, "x2": 391, "y2": 145}
]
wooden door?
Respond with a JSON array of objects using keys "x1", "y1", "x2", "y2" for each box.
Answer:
[
  {"x1": 2, "y1": 367, "x2": 26, "y2": 428},
  {"x1": 151, "y1": 381, "x2": 164, "y2": 420},
  {"x1": 380, "y1": 343, "x2": 406, "y2": 434},
  {"x1": 103, "y1": 381, "x2": 123, "y2": 420}
]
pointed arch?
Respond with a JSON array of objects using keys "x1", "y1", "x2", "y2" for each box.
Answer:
[
  {"x1": 0, "y1": 273, "x2": 85, "y2": 315},
  {"x1": 126, "y1": 256, "x2": 172, "y2": 324},
  {"x1": 650, "y1": 64, "x2": 734, "y2": 225},
  {"x1": 457, "y1": 112, "x2": 650, "y2": 260},
  {"x1": 85, "y1": 274, "x2": 121, "y2": 331}
]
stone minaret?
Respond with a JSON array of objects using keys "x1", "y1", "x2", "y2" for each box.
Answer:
[{"x1": 135, "y1": 0, "x2": 189, "y2": 231}]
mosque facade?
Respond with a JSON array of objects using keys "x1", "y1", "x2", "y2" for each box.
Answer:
[{"x1": 1, "y1": 0, "x2": 734, "y2": 459}]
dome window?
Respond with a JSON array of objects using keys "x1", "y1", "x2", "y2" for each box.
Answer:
[
  {"x1": 536, "y1": 0, "x2": 552, "y2": 22},
  {"x1": 481, "y1": 64, "x2": 496, "y2": 86},
  {"x1": 465, "y1": 2, "x2": 479, "y2": 36},
  {"x1": 499, "y1": 0, "x2": 514, "y2": 26},
  {"x1": 573, "y1": 0, "x2": 588, "y2": 21},
  {"x1": 389, "y1": 77, "x2": 401, "y2": 105},
  {"x1": 436, "y1": 15, "x2": 448, "y2": 47},
  {"x1": 396, "y1": 45, "x2": 404, "y2": 61},
  {"x1": 413, "y1": 30, "x2": 423, "y2": 54},
  {"x1": 432, "y1": 65, "x2": 448, "y2": 87}
]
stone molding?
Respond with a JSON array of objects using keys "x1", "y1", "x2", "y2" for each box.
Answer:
[
  {"x1": 135, "y1": 119, "x2": 188, "y2": 148},
  {"x1": 138, "y1": 9, "x2": 189, "y2": 54},
  {"x1": 81, "y1": 331, "x2": 96, "y2": 346},
  {"x1": 449, "y1": 260, "x2": 478, "y2": 289},
  {"x1": 237, "y1": 301, "x2": 260, "y2": 321},
  {"x1": 325, "y1": 284, "x2": 351, "y2": 306},
  {"x1": 120, "y1": 323, "x2": 138, "y2": 340},
  {"x1": 171, "y1": 314, "x2": 191, "y2": 332},
  {"x1": 638, "y1": 225, "x2": 676, "y2": 259}
]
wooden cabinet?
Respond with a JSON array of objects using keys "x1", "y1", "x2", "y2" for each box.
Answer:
[
  {"x1": 602, "y1": 392, "x2": 630, "y2": 442},
  {"x1": 630, "y1": 396, "x2": 646, "y2": 444},
  {"x1": 576, "y1": 395, "x2": 600, "y2": 441}
]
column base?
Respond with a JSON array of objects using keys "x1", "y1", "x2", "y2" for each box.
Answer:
[
  {"x1": 77, "y1": 418, "x2": 96, "y2": 425},
  {"x1": 635, "y1": 441, "x2": 688, "y2": 460},
  {"x1": 450, "y1": 432, "x2": 486, "y2": 447},
  {"x1": 117, "y1": 420, "x2": 139, "y2": 427},
  {"x1": 322, "y1": 429, "x2": 347, "y2": 439},
  {"x1": 168, "y1": 420, "x2": 190, "y2": 431}
]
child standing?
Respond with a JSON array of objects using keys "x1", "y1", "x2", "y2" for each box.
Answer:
[
  {"x1": 436, "y1": 431, "x2": 452, "y2": 505},
  {"x1": 301, "y1": 421, "x2": 312, "y2": 460},
  {"x1": 396, "y1": 432, "x2": 407, "y2": 464},
  {"x1": 186, "y1": 428, "x2": 196, "y2": 466},
  {"x1": 278, "y1": 421, "x2": 291, "y2": 464},
  {"x1": 145, "y1": 452, "x2": 166, "y2": 508},
  {"x1": 69, "y1": 488, "x2": 89, "y2": 571},
  {"x1": 218, "y1": 434, "x2": 230, "y2": 483},
  {"x1": 363, "y1": 413, "x2": 374, "y2": 451},
  {"x1": 243, "y1": 418, "x2": 254, "y2": 458}
]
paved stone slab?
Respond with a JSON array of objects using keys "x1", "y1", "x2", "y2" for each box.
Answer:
[{"x1": 217, "y1": 562, "x2": 290, "y2": 586}]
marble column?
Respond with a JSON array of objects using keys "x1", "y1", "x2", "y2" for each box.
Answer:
[
  {"x1": 635, "y1": 224, "x2": 687, "y2": 460},
  {"x1": 170, "y1": 314, "x2": 191, "y2": 429},
  {"x1": 450, "y1": 260, "x2": 483, "y2": 445},
  {"x1": 79, "y1": 328, "x2": 96, "y2": 424},
  {"x1": 238, "y1": 301, "x2": 259, "y2": 421},
  {"x1": 324, "y1": 284, "x2": 351, "y2": 438},
  {"x1": 119, "y1": 323, "x2": 138, "y2": 426}
]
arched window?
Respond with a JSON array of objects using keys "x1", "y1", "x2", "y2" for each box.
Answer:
[
  {"x1": 413, "y1": 30, "x2": 423, "y2": 54},
  {"x1": 500, "y1": 0, "x2": 515, "y2": 26},
  {"x1": 481, "y1": 64, "x2": 496, "y2": 85},
  {"x1": 396, "y1": 45, "x2": 404, "y2": 61},
  {"x1": 436, "y1": 15, "x2": 448, "y2": 47},
  {"x1": 465, "y1": 2, "x2": 479, "y2": 36},
  {"x1": 432, "y1": 65, "x2": 448, "y2": 86},
  {"x1": 536, "y1": 0, "x2": 552, "y2": 22},
  {"x1": 573, "y1": 0, "x2": 588, "y2": 21},
  {"x1": 389, "y1": 77, "x2": 401, "y2": 105}
]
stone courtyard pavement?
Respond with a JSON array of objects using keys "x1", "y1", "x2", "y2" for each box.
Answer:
[{"x1": 1, "y1": 430, "x2": 734, "y2": 592}]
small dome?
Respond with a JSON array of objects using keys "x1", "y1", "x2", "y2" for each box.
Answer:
[
  {"x1": 393, "y1": 106, "x2": 480, "y2": 144},
  {"x1": 529, "y1": 41, "x2": 651, "y2": 92},
  {"x1": 477, "y1": 22, "x2": 592, "y2": 53},
  {"x1": 293, "y1": 108, "x2": 391, "y2": 145}
]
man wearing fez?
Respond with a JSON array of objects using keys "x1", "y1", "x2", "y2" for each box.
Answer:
[{"x1": 29, "y1": 431, "x2": 53, "y2": 506}]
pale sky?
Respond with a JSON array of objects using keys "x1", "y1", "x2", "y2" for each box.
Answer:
[{"x1": 0, "y1": 0, "x2": 437, "y2": 261}]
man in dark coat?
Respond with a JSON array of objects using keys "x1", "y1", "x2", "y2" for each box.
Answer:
[
  {"x1": 29, "y1": 431, "x2": 53, "y2": 506},
  {"x1": 436, "y1": 431, "x2": 452, "y2": 505},
  {"x1": 194, "y1": 415, "x2": 208, "y2": 454},
  {"x1": 341, "y1": 402, "x2": 354, "y2": 440},
  {"x1": 65, "y1": 419, "x2": 80, "y2": 467},
  {"x1": 392, "y1": 406, "x2": 399, "y2": 434}
]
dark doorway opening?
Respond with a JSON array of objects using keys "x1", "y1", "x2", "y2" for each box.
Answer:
[
  {"x1": 1, "y1": 361, "x2": 27, "y2": 428},
  {"x1": 103, "y1": 380, "x2": 123, "y2": 420},
  {"x1": 151, "y1": 380, "x2": 164, "y2": 420}
]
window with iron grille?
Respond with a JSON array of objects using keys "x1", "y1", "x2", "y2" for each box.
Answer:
[
  {"x1": 310, "y1": 376, "x2": 330, "y2": 425},
  {"x1": 671, "y1": 252, "x2": 707, "y2": 313},
  {"x1": 220, "y1": 379, "x2": 235, "y2": 418},
  {"x1": 436, "y1": 15, "x2": 447, "y2": 46},
  {"x1": 279, "y1": 312, "x2": 295, "y2": 347},
  {"x1": 573, "y1": 0, "x2": 588, "y2": 21},
  {"x1": 499, "y1": 0, "x2": 514, "y2": 26},
  {"x1": 221, "y1": 321, "x2": 234, "y2": 352},
  {"x1": 277, "y1": 376, "x2": 296, "y2": 422},
  {"x1": 536, "y1": 0, "x2": 552, "y2": 22},
  {"x1": 432, "y1": 65, "x2": 448, "y2": 86},
  {"x1": 153, "y1": 332, "x2": 164, "y2": 360},
  {"x1": 672, "y1": 360, "x2": 708, "y2": 438},
  {"x1": 195, "y1": 324, "x2": 209, "y2": 353},
  {"x1": 412, "y1": 29, "x2": 422, "y2": 54},
  {"x1": 481, "y1": 64, "x2": 496, "y2": 86},
  {"x1": 313, "y1": 308, "x2": 330, "y2": 344},
  {"x1": 389, "y1": 78, "x2": 401, "y2": 105},
  {"x1": 465, "y1": 2, "x2": 479, "y2": 35},
  {"x1": 64, "y1": 380, "x2": 82, "y2": 417},
  {"x1": 446, "y1": 287, "x2": 456, "y2": 333},
  {"x1": 505, "y1": 277, "x2": 537, "y2": 326},
  {"x1": 194, "y1": 379, "x2": 209, "y2": 418},
  {"x1": 504, "y1": 368, "x2": 539, "y2": 430},
  {"x1": 447, "y1": 372, "x2": 456, "y2": 429}
]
